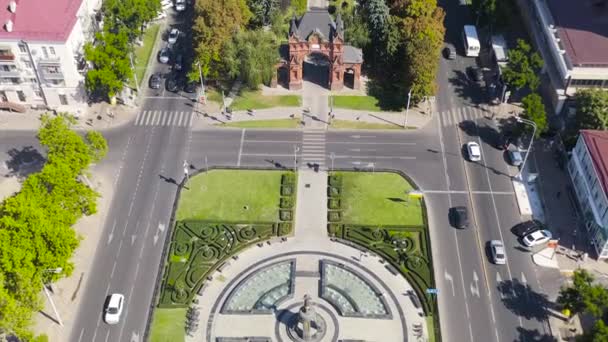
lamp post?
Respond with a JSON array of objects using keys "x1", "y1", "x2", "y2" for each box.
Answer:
[
  {"x1": 329, "y1": 152, "x2": 335, "y2": 171},
  {"x1": 293, "y1": 145, "x2": 299, "y2": 172},
  {"x1": 183, "y1": 159, "x2": 189, "y2": 182},
  {"x1": 195, "y1": 61, "x2": 206, "y2": 104},
  {"x1": 404, "y1": 89, "x2": 412, "y2": 129},
  {"x1": 42, "y1": 268, "x2": 63, "y2": 326},
  {"x1": 129, "y1": 53, "x2": 140, "y2": 93},
  {"x1": 516, "y1": 117, "x2": 537, "y2": 179}
]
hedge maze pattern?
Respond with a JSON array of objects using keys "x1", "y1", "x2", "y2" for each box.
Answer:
[
  {"x1": 158, "y1": 172, "x2": 296, "y2": 308},
  {"x1": 327, "y1": 173, "x2": 435, "y2": 315}
]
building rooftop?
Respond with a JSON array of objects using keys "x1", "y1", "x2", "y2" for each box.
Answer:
[
  {"x1": 581, "y1": 130, "x2": 608, "y2": 197},
  {"x1": 0, "y1": 0, "x2": 82, "y2": 42},
  {"x1": 546, "y1": 0, "x2": 608, "y2": 67}
]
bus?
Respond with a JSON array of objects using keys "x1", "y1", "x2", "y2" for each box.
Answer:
[{"x1": 462, "y1": 25, "x2": 480, "y2": 57}]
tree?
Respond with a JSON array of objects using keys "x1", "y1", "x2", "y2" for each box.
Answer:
[
  {"x1": 502, "y1": 39, "x2": 544, "y2": 91},
  {"x1": 343, "y1": 8, "x2": 370, "y2": 49},
  {"x1": 103, "y1": 0, "x2": 161, "y2": 42},
  {"x1": 471, "y1": 0, "x2": 497, "y2": 27},
  {"x1": 575, "y1": 89, "x2": 608, "y2": 130},
  {"x1": 365, "y1": 0, "x2": 390, "y2": 44},
  {"x1": 247, "y1": 0, "x2": 279, "y2": 28},
  {"x1": 191, "y1": 0, "x2": 251, "y2": 80},
  {"x1": 222, "y1": 29, "x2": 279, "y2": 89},
  {"x1": 84, "y1": 30, "x2": 132, "y2": 99},
  {"x1": 558, "y1": 269, "x2": 608, "y2": 319},
  {"x1": 580, "y1": 320, "x2": 608, "y2": 342},
  {"x1": 521, "y1": 93, "x2": 547, "y2": 136},
  {"x1": 290, "y1": 0, "x2": 307, "y2": 16}
]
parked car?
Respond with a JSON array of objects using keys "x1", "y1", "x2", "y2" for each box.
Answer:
[
  {"x1": 443, "y1": 46, "x2": 456, "y2": 60},
  {"x1": 495, "y1": 133, "x2": 509, "y2": 150},
  {"x1": 467, "y1": 66, "x2": 483, "y2": 83},
  {"x1": 184, "y1": 81, "x2": 198, "y2": 94},
  {"x1": 450, "y1": 206, "x2": 469, "y2": 229},
  {"x1": 166, "y1": 76, "x2": 179, "y2": 92},
  {"x1": 158, "y1": 48, "x2": 170, "y2": 64},
  {"x1": 522, "y1": 229, "x2": 552, "y2": 247},
  {"x1": 490, "y1": 240, "x2": 506, "y2": 264},
  {"x1": 175, "y1": 0, "x2": 186, "y2": 11},
  {"x1": 512, "y1": 220, "x2": 543, "y2": 237},
  {"x1": 466, "y1": 141, "x2": 481, "y2": 161},
  {"x1": 508, "y1": 149, "x2": 523, "y2": 166},
  {"x1": 168, "y1": 28, "x2": 179, "y2": 44},
  {"x1": 174, "y1": 54, "x2": 183, "y2": 71},
  {"x1": 104, "y1": 293, "x2": 124, "y2": 324},
  {"x1": 149, "y1": 73, "x2": 161, "y2": 89}
]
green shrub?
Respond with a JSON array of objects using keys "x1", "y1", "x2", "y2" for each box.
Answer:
[
  {"x1": 281, "y1": 185, "x2": 293, "y2": 196},
  {"x1": 280, "y1": 196, "x2": 294, "y2": 209},
  {"x1": 328, "y1": 198, "x2": 341, "y2": 210},
  {"x1": 328, "y1": 186, "x2": 341, "y2": 197},
  {"x1": 328, "y1": 223, "x2": 342, "y2": 235},
  {"x1": 278, "y1": 222, "x2": 292, "y2": 235},
  {"x1": 329, "y1": 175, "x2": 342, "y2": 187},
  {"x1": 281, "y1": 173, "x2": 295, "y2": 185},
  {"x1": 328, "y1": 211, "x2": 342, "y2": 222},
  {"x1": 280, "y1": 210, "x2": 292, "y2": 221}
]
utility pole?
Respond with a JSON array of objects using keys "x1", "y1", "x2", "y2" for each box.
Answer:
[
  {"x1": 404, "y1": 89, "x2": 412, "y2": 129},
  {"x1": 129, "y1": 53, "x2": 140, "y2": 93},
  {"x1": 42, "y1": 268, "x2": 63, "y2": 327},
  {"x1": 196, "y1": 61, "x2": 206, "y2": 103}
]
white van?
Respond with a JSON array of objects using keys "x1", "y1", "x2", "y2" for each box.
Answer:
[
  {"x1": 491, "y1": 34, "x2": 508, "y2": 66},
  {"x1": 462, "y1": 25, "x2": 480, "y2": 57}
]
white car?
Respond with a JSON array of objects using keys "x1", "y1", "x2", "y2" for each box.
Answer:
[
  {"x1": 490, "y1": 240, "x2": 506, "y2": 265},
  {"x1": 467, "y1": 141, "x2": 481, "y2": 161},
  {"x1": 522, "y1": 229, "x2": 552, "y2": 247},
  {"x1": 175, "y1": 0, "x2": 186, "y2": 11},
  {"x1": 104, "y1": 293, "x2": 124, "y2": 324},
  {"x1": 168, "y1": 28, "x2": 179, "y2": 45},
  {"x1": 158, "y1": 48, "x2": 170, "y2": 64}
]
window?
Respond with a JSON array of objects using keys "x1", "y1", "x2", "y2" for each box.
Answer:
[
  {"x1": 44, "y1": 66, "x2": 61, "y2": 74},
  {"x1": 0, "y1": 91, "x2": 6, "y2": 101},
  {"x1": 41, "y1": 47, "x2": 48, "y2": 58},
  {"x1": 0, "y1": 65, "x2": 15, "y2": 71},
  {"x1": 33, "y1": 90, "x2": 42, "y2": 98},
  {"x1": 59, "y1": 94, "x2": 68, "y2": 105},
  {"x1": 49, "y1": 47, "x2": 55, "y2": 55},
  {"x1": 23, "y1": 61, "x2": 32, "y2": 69},
  {"x1": 18, "y1": 44, "x2": 26, "y2": 53},
  {"x1": 29, "y1": 78, "x2": 37, "y2": 84},
  {"x1": 16, "y1": 90, "x2": 26, "y2": 102},
  {"x1": 48, "y1": 79, "x2": 64, "y2": 86}
]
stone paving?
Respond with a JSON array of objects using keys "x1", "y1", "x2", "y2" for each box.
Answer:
[{"x1": 187, "y1": 169, "x2": 429, "y2": 342}]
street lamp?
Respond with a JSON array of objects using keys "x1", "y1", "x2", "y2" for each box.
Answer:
[
  {"x1": 515, "y1": 117, "x2": 537, "y2": 179},
  {"x1": 329, "y1": 152, "x2": 335, "y2": 171},
  {"x1": 293, "y1": 145, "x2": 299, "y2": 173},
  {"x1": 129, "y1": 52, "x2": 140, "y2": 93},
  {"x1": 42, "y1": 268, "x2": 63, "y2": 327},
  {"x1": 404, "y1": 89, "x2": 412, "y2": 129},
  {"x1": 183, "y1": 159, "x2": 189, "y2": 181},
  {"x1": 195, "y1": 61, "x2": 206, "y2": 103}
]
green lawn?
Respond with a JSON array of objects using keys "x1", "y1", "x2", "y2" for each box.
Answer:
[
  {"x1": 335, "y1": 172, "x2": 423, "y2": 226},
  {"x1": 331, "y1": 95, "x2": 392, "y2": 112},
  {"x1": 230, "y1": 90, "x2": 301, "y2": 111},
  {"x1": 330, "y1": 119, "x2": 403, "y2": 130},
  {"x1": 149, "y1": 308, "x2": 186, "y2": 342},
  {"x1": 130, "y1": 24, "x2": 160, "y2": 89},
  {"x1": 219, "y1": 118, "x2": 300, "y2": 128},
  {"x1": 176, "y1": 170, "x2": 285, "y2": 222}
]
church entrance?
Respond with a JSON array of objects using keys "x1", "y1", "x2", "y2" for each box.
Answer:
[{"x1": 302, "y1": 52, "x2": 330, "y2": 89}]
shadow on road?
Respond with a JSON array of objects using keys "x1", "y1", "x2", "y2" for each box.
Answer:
[
  {"x1": 497, "y1": 279, "x2": 552, "y2": 321},
  {"x1": 4, "y1": 146, "x2": 45, "y2": 178},
  {"x1": 159, "y1": 174, "x2": 177, "y2": 185},
  {"x1": 514, "y1": 326, "x2": 557, "y2": 342},
  {"x1": 265, "y1": 159, "x2": 288, "y2": 170}
]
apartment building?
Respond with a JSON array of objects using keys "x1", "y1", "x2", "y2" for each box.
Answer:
[
  {"x1": 568, "y1": 130, "x2": 608, "y2": 258},
  {"x1": 516, "y1": 0, "x2": 608, "y2": 115},
  {"x1": 0, "y1": 0, "x2": 101, "y2": 113}
]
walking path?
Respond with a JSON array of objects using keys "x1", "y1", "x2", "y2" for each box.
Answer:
[{"x1": 293, "y1": 169, "x2": 328, "y2": 240}]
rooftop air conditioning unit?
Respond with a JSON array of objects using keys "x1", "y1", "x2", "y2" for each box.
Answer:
[
  {"x1": 8, "y1": 1, "x2": 16, "y2": 13},
  {"x1": 5, "y1": 19, "x2": 13, "y2": 32}
]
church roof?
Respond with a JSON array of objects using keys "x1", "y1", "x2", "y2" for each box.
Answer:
[
  {"x1": 291, "y1": 9, "x2": 337, "y2": 41},
  {"x1": 344, "y1": 46, "x2": 363, "y2": 64}
]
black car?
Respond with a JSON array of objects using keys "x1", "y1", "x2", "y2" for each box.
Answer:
[
  {"x1": 166, "y1": 77, "x2": 179, "y2": 92},
  {"x1": 449, "y1": 206, "x2": 469, "y2": 229},
  {"x1": 467, "y1": 66, "x2": 483, "y2": 83},
  {"x1": 443, "y1": 46, "x2": 456, "y2": 60},
  {"x1": 184, "y1": 81, "x2": 198, "y2": 93},
  {"x1": 149, "y1": 73, "x2": 161, "y2": 89},
  {"x1": 511, "y1": 220, "x2": 543, "y2": 237}
]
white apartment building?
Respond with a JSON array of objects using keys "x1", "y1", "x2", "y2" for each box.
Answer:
[
  {"x1": 516, "y1": 0, "x2": 608, "y2": 115},
  {"x1": 568, "y1": 130, "x2": 608, "y2": 258},
  {"x1": 0, "y1": 0, "x2": 101, "y2": 113}
]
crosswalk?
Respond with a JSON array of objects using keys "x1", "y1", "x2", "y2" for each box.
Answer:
[
  {"x1": 300, "y1": 130, "x2": 326, "y2": 169},
  {"x1": 134, "y1": 110, "x2": 194, "y2": 127},
  {"x1": 439, "y1": 105, "x2": 496, "y2": 128}
]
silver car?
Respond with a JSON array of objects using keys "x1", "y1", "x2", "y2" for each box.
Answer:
[
  {"x1": 168, "y1": 28, "x2": 179, "y2": 45},
  {"x1": 467, "y1": 141, "x2": 481, "y2": 162},
  {"x1": 490, "y1": 240, "x2": 506, "y2": 265},
  {"x1": 158, "y1": 48, "x2": 170, "y2": 64}
]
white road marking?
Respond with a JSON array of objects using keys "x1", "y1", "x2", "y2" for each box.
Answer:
[
  {"x1": 244, "y1": 140, "x2": 300, "y2": 144},
  {"x1": 444, "y1": 270, "x2": 456, "y2": 296},
  {"x1": 107, "y1": 219, "x2": 117, "y2": 245},
  {"x1": 153, "y1": 222, "x2": 166, "y2": 246},
  {"x1": 130, "y1": 331, "x2": 141, "y2": 342},
  {"x1": 237, "y1": 129, "x2": 246, "y2": 167},
  {"x1": 329, "y1": 141, "x2": 416, "y2": 145},
  {"x1": 496, "y1": 272, "x2": 505, "y2": 299},
  {"x1": 110, "y1": 261, "x2": 117, "y2": 279},
  {"x1": 471, "y1": 270, "x2": 480, "y2": 297},
  {"x1": 333, "y1": 155, "x2": 416, "y2": 160},
  {"x1": 104, "y1": 329, "x2": 110, "y2": 342},
  {"x1": 78, "y1": 328, "x2": 85, "y2": 342},
  {"x1": 350, "y1": 135, "x2": 376, "y2": 138},
  {"x1": 131, "y1": 234, "x2": 137, "y2": 245}
]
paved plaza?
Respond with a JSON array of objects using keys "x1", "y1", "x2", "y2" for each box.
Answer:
[{"x1": 187, "y1": 170, "x2": 429, "y2": 342}]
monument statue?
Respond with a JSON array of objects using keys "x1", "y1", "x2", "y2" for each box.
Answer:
[{"x1": 288, "y1": 294, "x2": 326, "y2": 342}]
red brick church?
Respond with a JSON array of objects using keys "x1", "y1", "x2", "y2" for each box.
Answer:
[{"x1": 273, "y1": 9, "x2": 363, "y2": 90}]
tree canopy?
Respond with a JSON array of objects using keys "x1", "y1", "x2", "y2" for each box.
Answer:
[
  {"x1": 84, "y1": 29, "x2": 132, "y2": 99},
  {"x1": 103, "y1": 0, "x2": 161, "y2": 42},
  {"x1": 521, "y1": 93, "x2": 547, "y2": 136},
  {"x1": 502, "y1": 39, "x2": 544, "y2": 91},
  {"x1": 0, "y1": 114, "x2": 107, "y2": 340},
  {"x1": 575, "y1": 89, "x2": 608, "y2": 131}
]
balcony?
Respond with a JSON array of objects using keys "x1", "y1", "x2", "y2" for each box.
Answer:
[
  {"x1": 0, "y1": 68, "x2": 21, "y2": 78},
  {"x1": 40, "y1": 70, "x2": 64, "y2": 80},
  {"x1": 37, "y1": 56, "x2": 61, "y2": 65},
  {"x1": 0, "y1": 52, "x2": 15, "y2": 61}
]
